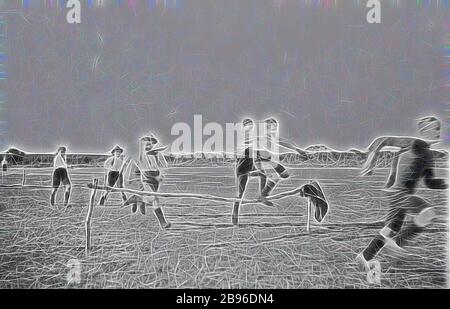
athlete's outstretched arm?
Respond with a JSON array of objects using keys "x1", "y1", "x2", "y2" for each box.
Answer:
[
  {"x1": 361, "y1": 136, "x2": 418, "y2": 176},
  {"x1": 385, "y1": 154, "x2": 400, "y2": 189},
  {"x1": 278, "y1": 138, "x2": 303, "y2": 153}
]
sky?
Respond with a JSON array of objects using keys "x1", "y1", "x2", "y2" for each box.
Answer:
[{"x1": 1, "y1": 1, "x2": 449, "y2": 154}]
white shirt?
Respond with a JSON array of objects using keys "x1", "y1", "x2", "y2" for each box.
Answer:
[
  {"x1": 104, "y1": 156, "x2": 123, "y2": 172},
  {"x1": 54, "y1": 154, "x2": 67, "y2": 169}
]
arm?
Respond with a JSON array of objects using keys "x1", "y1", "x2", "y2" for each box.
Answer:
[
  {"x1": 104, "y1": 157, "x2": 113, "y2": 170},
  {"x1": 385, "y1": 155, "x2": 400, "y2": 189},
  {"x1": 361, "y1": 136, "x2": 416, "y2": 176},
  {"x1": 385, "y1": 148, "x2": 412, "y2": 188},
  {"x1": 156, "y1": 153, "x2": 169, "y2": 169},
  {"x1": 424, "y1": 167, "x2": 448, "y2": 190},
  {"x1": 123, "y1": 160, "x2": 139, "y2": 185},
  {"x1": 278, "y1": 138, "x2": 303, "y2": 153},
  {"x1": 146, "y1": 145, "x2": 169, "y2": 156},
  {"x1": 119, "y1": 157, "x2": 131, "y2": 175}
]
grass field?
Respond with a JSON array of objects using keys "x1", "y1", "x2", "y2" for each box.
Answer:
[{"x1": 0, "y1": 166, "x2": 448, "y2": 289}]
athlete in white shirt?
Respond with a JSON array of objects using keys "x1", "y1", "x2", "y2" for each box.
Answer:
[
  {"x1": 50, "y1": 146, "x2": 71, "y2": 207},
  {"x1": 123, "y1": 134, "x2": 171, "y2": 229},
  {"x1": 99, "y1": 145, "x2": 129, "y2": 206}
]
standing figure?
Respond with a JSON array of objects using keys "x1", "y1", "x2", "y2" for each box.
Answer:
[
  {"x1": 124, "y1": 134, "x2": 171, "y2": 230},
  {"x1": 50, "y1": 146, "x2": 72, "y2": 207},
  {"x1": 232, "y1": 118, "x2": 257, "y2": 226},
  {"x1": 99, "y1": 145, "x2": 129, "y2": 206},
  {"x1": 357, "y1": 138, "x2": 448, "y2": 274}
]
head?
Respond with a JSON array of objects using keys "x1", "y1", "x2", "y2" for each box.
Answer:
[
  {"x1": 111, "y1": 146, "x2": 124, "y2": 158},
  {"x1": 57, "y1": 146, "x2": 67, "y2": 156},
  {"x1": 417, "y1": 116, "x2": 441, "y2": 142},
  {"x1": 139, "y1": 135, "x2": 159, "y2": 160},
  {"x1": 264, "y1": 117, "x2": 279, "y2": 135},
  {"x1": 242, "y1": 118, "x2": 255, "y2": 133}
]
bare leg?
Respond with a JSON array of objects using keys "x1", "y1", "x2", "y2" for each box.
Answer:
[
  {"x1": 64, "y1": 185, "x2": 71, "y2": 207},
  {"x1": 99, "y1": 190, "x2": 110, "y2": 206},
  {"x1": 118, "y1": 175, "x2": 128, "y2": 202},
  {"x1": 259, "y1": 175, "x2": 267, "y2": 196},
  {"x1": 259, "y1": 179, "x2": 279, "y2": 207},
  {"x1": 361, "y1": 208, "x2": 406, "y2": 262},
  {"x1": 395, "y1": 206, "x2": 436, "y2": 248},
  {"x1": 232, "y1": 174, "x2": 249, "y2": 226},
  {"x1": 153, "y1": 197, "x2": 171, "y2": 229},
  {"x1": 50, "y1": 188, "x2": 58, "y2": 207}
]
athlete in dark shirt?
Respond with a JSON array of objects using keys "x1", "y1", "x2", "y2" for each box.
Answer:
[{"x1": 357, "y1": 139, "x2": 448, "y2": 272}]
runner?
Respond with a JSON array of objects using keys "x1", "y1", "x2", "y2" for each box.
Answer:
[
  {"x1": 50, "y1": 146, "x2": 72, "y2": 207},
  {"x1": 123, "y1": 134, "x2": 171, "y2": 229},
  {"x1": 99, "y1": 145, "x2": 129, "y2": 206},
  {"x1": 357, "y1": 138, "x2": 448, "y2": 275}
]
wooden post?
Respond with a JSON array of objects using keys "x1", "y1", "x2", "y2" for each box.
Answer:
[
  {"x1": 306, "y1": 199, "x2": 311, "y2": 232},
  {"x1": 85, "y1": 178, "x2": 98, "y2": 256},
  {"x1": 22, "y1": 169, "x2": 26, "y2": 186}
]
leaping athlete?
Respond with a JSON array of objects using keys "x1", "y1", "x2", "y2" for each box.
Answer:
[
  {"x1": 232, "y1": 117, "x2": 306, "y2": 226},
  {"x1": 123, "y1": 134, "x2": 171, "y2": 230}
]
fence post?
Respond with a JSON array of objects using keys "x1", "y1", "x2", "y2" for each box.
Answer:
[
  {"x1": 85, "y1": 178, "x2": 98, "y2": 256},
  {"x1": 306, "y1": 199, "x2": 312, "y2": 232},
  {"x1": 22, "y1": 169, "x2": 26, "y2": 186}
]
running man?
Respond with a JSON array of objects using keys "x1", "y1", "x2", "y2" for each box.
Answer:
[
  {"x1": 357, "y1": 138, "x2": 448, "y2": 274},
  {"x1": 124, "y1": 134, "x2": 171, "y2": 230},
  {"x1": 50, "y1": 146, "x2": 72, "y2": 207},
  {"x1": 99, "y1": 145, "x2": 129, "y2": 206}
]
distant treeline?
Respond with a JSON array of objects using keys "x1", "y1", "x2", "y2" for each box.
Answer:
[{"x1": 1, "y1": 147, "x2": 448, "y2": 169}]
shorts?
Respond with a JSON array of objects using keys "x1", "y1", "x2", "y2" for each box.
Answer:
[
  {"x1": 385, "y1": 189, "x2": 431, "y2": 231},
  {"x1": 236, "y1": 157, "x2": 255, "y2": 177},
  {"x1": 107, "y1": 171, "x2": 124, "y2": 188},
  {"x1": 138, "y1": 170, "x2": 161, "y2": 204},
  {"x1": 52, "y1": 168, "x2": 71, "y2": 188}
]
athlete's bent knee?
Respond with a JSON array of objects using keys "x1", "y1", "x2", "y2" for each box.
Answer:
[{"x1": 414, "y1": 207, "x2": 437, "y2": 228}]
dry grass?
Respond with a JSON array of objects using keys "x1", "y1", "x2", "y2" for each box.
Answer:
[{"x1": 0, "y1": 167, "x2": 448, "y2": 289}]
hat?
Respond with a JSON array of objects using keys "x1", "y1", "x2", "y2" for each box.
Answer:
[
  {"x1": 242, "y1": 118, "x2": 254, "y2": 127},
  {"x1": 111, "y1": 145, "x2": 124, "y2": 155},
  {"x1": 141, "y1": 134, "x2": 159, "y2": 145},
  {"x1": 264, "y1": 117, "x2": 279, "y2": 126}
]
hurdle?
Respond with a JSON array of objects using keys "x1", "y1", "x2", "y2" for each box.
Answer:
[{"x1": 83, "y1": 180, "x2": 329, "y2": 255}]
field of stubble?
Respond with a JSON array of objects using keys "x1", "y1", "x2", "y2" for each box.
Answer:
[{"x1": 0, "y1": 166, "x2": 448, "y2": 289}]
